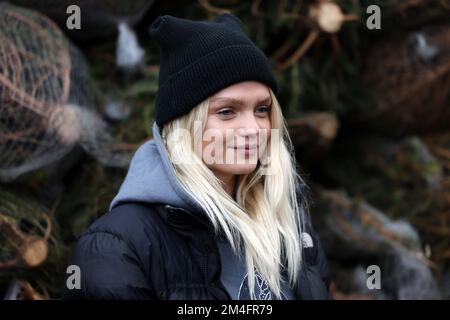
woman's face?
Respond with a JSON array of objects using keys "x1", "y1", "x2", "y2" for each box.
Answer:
[{"x1": 200, "y1": 81, "x2": 272, "y2": 181}]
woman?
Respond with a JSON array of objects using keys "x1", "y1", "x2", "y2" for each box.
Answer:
[{"x1": 63, "y1": 13, "x2": 330, "y2": 300}]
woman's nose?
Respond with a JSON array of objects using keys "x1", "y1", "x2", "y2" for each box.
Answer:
[
  {"x1": 237, "y1": 124, "x2": 258, "y2": 138},
  {"x1": 236, "y1": 113, "x2": 260, "y2": 136}
]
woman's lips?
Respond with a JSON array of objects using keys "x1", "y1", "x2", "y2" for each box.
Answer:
[
  {"x1": 232, "y1": 145, "x2": 257, "y2": 156},
  {"x1": 233, "y1": 145, "x2": 257, "y2": 150}
]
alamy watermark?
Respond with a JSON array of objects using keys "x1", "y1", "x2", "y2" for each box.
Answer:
[
  {"x1": 66, "y1": 5, "x2": 81, "y2": 30},
  {"x1": 66, "y1": 263, "x2": 382, "y2": 291},
  {"x1": 66, "y1": 264, "x2": 81, "y2": 290},
  {"x1": 63, "y1": 4, "x2": 381, "y2": 31},
  {"x1": 366, "y1": 5, "x2": 381, "y2": 30},
  {"x1": 366, "y1": 265, "x2": 381, "y2": 290},
  {"x1": 166, "y1": 121, "x2": 278, "y2": 167}
]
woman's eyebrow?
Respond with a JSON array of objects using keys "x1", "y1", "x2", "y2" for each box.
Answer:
[{"x1": 210, "y1": 96, "x2": 272, "y2": 106}]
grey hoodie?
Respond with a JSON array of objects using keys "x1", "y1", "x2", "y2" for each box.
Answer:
[{"x1": 109, "y1": 121, "x2": 204, "y2": 214}]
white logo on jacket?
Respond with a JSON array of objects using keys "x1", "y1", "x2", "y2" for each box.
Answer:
[{"x1": 302, "y1": 232, "x2": 314, "y2": 248}]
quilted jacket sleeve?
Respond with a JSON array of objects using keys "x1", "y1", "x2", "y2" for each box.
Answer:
[
  {"x1": 304, "y1": 211, "x2": 333, "y2": 300},
  {"x1": 62, "y1": 230, "x2": 156, "y2": 300}
]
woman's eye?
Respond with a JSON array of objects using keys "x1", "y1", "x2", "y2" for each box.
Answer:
[
  {"x1": 217, "y1": 108, "x2": 235, "y2": 118},
  {"x1": 255, "y1": 106, "x2": 271, "y2": 115}
]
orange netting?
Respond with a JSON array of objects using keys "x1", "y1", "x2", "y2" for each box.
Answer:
[{"x1": 0, "y1": 3, "x2": 132, "y2": 182}]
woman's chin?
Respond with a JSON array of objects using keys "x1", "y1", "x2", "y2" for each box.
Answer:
[{"x1": 221, "y1": 163, "x2": 259, "y2": 175}]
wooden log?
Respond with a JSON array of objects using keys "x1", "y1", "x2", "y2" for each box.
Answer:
[
  {"x1": 287, "y1": 112, "x2": 339, "y2": 157},
  {"x1": 353, "y1": 24, "x2": 450, "y2": 136}
]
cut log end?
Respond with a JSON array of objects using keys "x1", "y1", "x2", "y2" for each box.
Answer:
[{"x1": 20, "y1": 237, "x2": 48, "y2": 268}]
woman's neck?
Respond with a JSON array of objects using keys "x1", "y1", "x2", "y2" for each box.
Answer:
[{"x1": 213, "y1": 171, "x2": 237, "y2": 198}]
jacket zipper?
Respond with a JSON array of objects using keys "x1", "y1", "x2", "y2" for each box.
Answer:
[
  {"x1": 164, "y1": 204, "x2": 231, "y2": 299},
  {"x1": 164, "y1": 204, "x2": 314, "y2": 300}
]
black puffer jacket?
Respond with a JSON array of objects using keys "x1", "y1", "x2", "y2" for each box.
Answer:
[
  {"x1": 62, "y1": 122, "x2": 331, "y2": 300},
  {"x1": 63, "y1": 202, "x2": 331, "y2": 300}
]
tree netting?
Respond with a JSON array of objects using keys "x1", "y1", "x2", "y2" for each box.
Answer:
[
  {"x1": 0, "y1": 3, "x2": 132, "y2": 183},
  {"x1": 0, "y1": 186, "x2": 53, "y2": 270},
  {"x1": 0, "y1": 185, "x2": 70, "y2": 299},
  {"x1": 8, "y1": 0, "x2": 155, "y2": 41}
]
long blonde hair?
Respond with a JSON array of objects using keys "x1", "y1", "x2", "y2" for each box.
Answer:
[{"x1": 161, "y1": 88, "x2": 307, "y2": 299}]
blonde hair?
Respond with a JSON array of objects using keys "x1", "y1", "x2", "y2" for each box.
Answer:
[{"x1": 161, "y1": 89, "x2": 306, "y2": 299}]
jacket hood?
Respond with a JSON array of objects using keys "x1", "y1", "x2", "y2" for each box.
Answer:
[{"x1": 109, "y1": 121, "x2": 204, "y2": 215}]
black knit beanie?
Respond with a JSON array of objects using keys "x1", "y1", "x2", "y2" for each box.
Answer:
[{"x1": 148, "y1": 13, "x2": 278, "y2": 128}]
